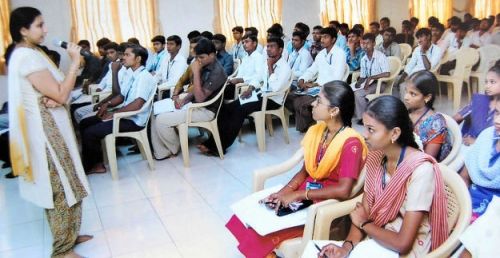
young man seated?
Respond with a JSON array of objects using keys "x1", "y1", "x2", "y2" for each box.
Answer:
[
  {"x1": 440, "y1": 22, "x2": 472, "y2": 75},
  {"x1": 369, "y1": 21, "x2": 383, "y2": 45},
  {"x1": 380, "y1": 17, "x2": 391, "y2": 31},
  {"x1": 431, "y1": 23, "x2": 446, "y2": 50},
  {"x1": 470, "y1": 18, "x2": 492, "y2": 48},
  {"x1": 150, "y1": 38, "x2": 227, "y2": 160},
  {"x1": 147, "y1": 35, "x2": 168, "y2": 79},
  {"x1": 310, "y1": 25, "x2": 324, "y2": 60},
  {"x1": 353, "y1": 33, "x2": 390, "y2": 124},
  {"x1": 156, "y1": 35, "x2": 188, "y2": 99},
  {"x1": 224, "y1": 34, "x2": 265, "y2": 99},
  {"x1": 198, "y1": 37, "x2": 292, "y2": 154},
  {"x1": 244, "y1": 27, "x2": 264, "y2": 54},
  {"x1": 95, "y1": 37, "x2": 112, "y2": 83},
  {"x1": 230, "y1": 26, "x2": 246, "y2": 60},
  {"x1": 394, "y1": 28, "x2": 442, "y2": 98},
  {"x1": 375, "y1": 27, "x2": 402, "y2": 60},
  {"x1": 345, "y1": 28, "x2": 365, "y2": 72},
  {"x1": 213, "y1": 34, "x2": 234, "y2": 76},
  {"x1": 285, "y1": 27, "x2": 347, "y2": 132},
  {"x1": 285, "y1": 22, "x2": 312, "y2": 54},
  {"x1": 76, "y1": 39, "x2": 102, "y2": 87},
  {"x1": 79, "y1": 44, "x2": 156, "y2": 174},
  {"x1": 287, "y1": 31, "x2": 313, "y2": 88},
  {"x1": 395, "y1": 20, "x2": 415, "y2": 47}
]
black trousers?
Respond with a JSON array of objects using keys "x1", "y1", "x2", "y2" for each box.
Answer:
[
  {"x1": 284, "y1": 92, "x2": 315, "y2": 133},
  {"x1": 0, "y1": 132, "x2": 9, "y2": 166},
  {"x1": 80, "y1": 116, "x2": 143, "y2": 171},
  {"x1": 204, "y1": 96, "x2": 281, "y2": 152}
]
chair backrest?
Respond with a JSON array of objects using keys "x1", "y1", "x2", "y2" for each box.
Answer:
[
  {"x1": 379, "y1": 56, "x2": 402, "y2": 95},
  {"x1": 273, "y1": 74, "x2": 294, "y2": 106},
  {"x1": 230, "y1": 59, "x2": 241, "y2": 79},
  {"x1": 211, "y1": 82, "x2": 228, "y2": 120},
  {"x1": 452, "y1": 47, "x2": 478, "y2": 78},
  {"x1": 342, "y1": 63, "x2": 349, "y2": 81},
  {"x1": 440, "y1": 114, "x2": 462, "y2": 166},
  {"x1": 399, "y1": 43, "x2": 412, "y2": 64},
  {"x1": 426, "y1": 164, "x2": 471, "y2": 258},
  {"x1": 475, "y1": 44, "x2": 500, "y2": 73}
]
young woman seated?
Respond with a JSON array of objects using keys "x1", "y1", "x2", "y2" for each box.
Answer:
[
  {"x1": 320, "y1": 95, "x2": 449, "y2": 258},
  {"x1": 226, "y1": 81, "x2": 368, "y2": 258},
  {"x1": 453, "y1": 62, "x2": 500, "y2": 147},
  {"x1": 404, "y1": 70, "x2": 452, "y2": 162}
]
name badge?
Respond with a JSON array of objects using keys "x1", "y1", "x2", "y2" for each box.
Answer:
[{"x1": 306, "y1": 181, "x2": 322, "y2": 190}]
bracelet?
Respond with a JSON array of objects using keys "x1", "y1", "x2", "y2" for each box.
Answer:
[
  {"x1": 343, "y1": 240, "x2": 354, "y2": 253},
  {"x1": 305, "y1": 189, "x2": 310, "y2": 200}
]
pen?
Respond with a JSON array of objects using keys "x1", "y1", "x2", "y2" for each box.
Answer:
[{"x1": 314, "y1": 242, "x2": 322, "y2": 252}]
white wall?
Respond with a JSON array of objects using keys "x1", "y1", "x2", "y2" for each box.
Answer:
[
  {"x1": 282, "y1": 0, "x2": 321, "y2": 38},
  {"x1": 376, "y1": 0, "x2": 409, "y2": 31}
]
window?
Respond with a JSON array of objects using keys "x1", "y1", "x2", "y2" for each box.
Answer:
[
  {"x1": 70, "y1": 0, "x2": 160, "y2": 51},
  {"x1": 320, "y1": 0, "x2": 375, "y2": 29}
]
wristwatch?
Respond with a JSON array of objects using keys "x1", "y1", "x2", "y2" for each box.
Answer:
[{"x1": 360, "y1": 220, "x2": 373, "y2": 231}]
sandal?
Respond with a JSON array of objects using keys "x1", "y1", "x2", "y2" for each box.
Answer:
[{"x1": 75, "y1": 234, "x2": 93, "y2": 245}]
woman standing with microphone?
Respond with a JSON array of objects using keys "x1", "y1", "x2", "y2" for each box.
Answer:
[{"x1": 7, "y1": 7, "x2": 91, "y2": 258}]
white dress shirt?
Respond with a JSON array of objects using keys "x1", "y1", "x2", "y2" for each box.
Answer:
[
  {"x1": 470, "y1": 31, "x2": 492, "y2": 47},
  {"x1": 120, "y1": 66, "x2": 157, "y2": 127},
  {"x1": 299, "y1": 45, "x2": 347, "y2": 85},
  {"x1": 404, "y1": 44, "x2": 443, "y2": 76},
  {"x1": 260, "y1": 56, "x2": 292, "y2": 104},
  {"x1": 157, "y1": 52, "x2": 188, "y2": 87},
  {"x1": 236, "y1": 50, "x2": 266, "y2": 87},
  {"x1": 447, "y1": 35, "x2": 472, "y2": 59},
  {"x1": 98, "y1": 63, "x2": 128, "y2": 92},
  {"x1": 230, "y1": 41, "x2": 246, "y2": 60},
  {"x1": 360, "y1": 50, "x2": 389, "y2": 79},
  {"x1": 287, "y1": 46, "x2": 313, "y2": 80}
]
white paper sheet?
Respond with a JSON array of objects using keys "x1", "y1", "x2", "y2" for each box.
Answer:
[
  {"x1": 230, "y1": 185, "x2": 309, "y2": 236},
  {"x1": 153, "y1": 98, "x2": 192, "y2": 115},
  {"x1": 238, "y1": 91, "x2": 259, "y2": 105}
]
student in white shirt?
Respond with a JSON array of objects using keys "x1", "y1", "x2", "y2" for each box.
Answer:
[
  {"x1": 146, "y1": 35, "x2": 167, "y2": 74},
  {"x1": 244, "y1": 27, "x2": 264, "y2": 54},
  {"x1": 157, "y1": 35, "x2": 188, "y2": 99},
  {"x1": 353, "y1": 33, "x2": 390, "y2": 122},
  {"x1": 369, "y1": 21, "x2": 384, "y2": 46},
  {"x1": 470, "y1": 18, "x2": 493, "y2": 48},
  {"x1": 395, "y1": 28, "x2": 442, "y2": 98},
  {"x1": 285, "y1": 27, "x2": 347, "y2": 132},
  {"x1": 287, "y1": 31, "x2": 313, "y2": 87},
  {"x1": 230, "y1": 26, "x2": 246, "y2": 60},
  {"x1": 440, "y1": 23, "x2": 472, "y2": 75},
  {"x1": 198, "y1": 37, "x2": 291, "y2": 154},
  {"x1": 225, "y1": 34, "x2": 266, "y2": 99},
  {"x1": 79, "y1": 44, "x2": 156, "y2": 174}
]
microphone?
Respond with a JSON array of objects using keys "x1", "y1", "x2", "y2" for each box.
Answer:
[{"x1": 52, "y1": 40, "x2": 93, "y2": 58}]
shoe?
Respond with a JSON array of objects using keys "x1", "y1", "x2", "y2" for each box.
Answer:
[{"x1": 4, "y1": 172, "x2": 17, "y2": 179}]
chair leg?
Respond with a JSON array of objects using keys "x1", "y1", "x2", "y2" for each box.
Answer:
[
  {"x1": 279, "y1": 113, "x2": 290, "y2": 144},
  {"x1": 104, "y1": 136, "x2": 119, "y2": 180},
  {"x1": 238, "y1": 129, "x2": 243, "y2": 142},
  {"x1": 465, "y1": 81, "x2": 472, "y2": 103},
  {"x1": 254, "y1": 113, "x2": 266, "y2": 152},
  {"x1": 177, "y1": 123, "x2": 190, "y2": 167},
  {"x1": 266, "y1": 114, "x2": 274, "y2": 137},
  {"x1": 138, "y1": 130, "x2": 155, "y2": 171},
  {"x1": 211, "y1": 123, "x2": 224, "y2": 160},
  {"x1": 452, "y1": 80, "x2": 462, "y2": 111}
]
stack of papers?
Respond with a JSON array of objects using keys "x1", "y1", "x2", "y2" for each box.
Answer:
[
  {"x1": 301, "y1": 239, "x2": 398, "y2": 258},
  {"x1": 230, "y1": 185, "x2": 309, "y2": 236},
  {"x1": 153, "y1": 98, "x2": 192, "y2": 115},
  {"x1": 238, "y1": 91, "x2": 259, "y2": 105}
]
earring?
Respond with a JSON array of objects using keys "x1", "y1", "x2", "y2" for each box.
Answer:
[
  {"x1": 391, "y1": 139, "x2": 395, "y2": 144},
  {"x1": 330, "y1": 113, "x2": 334, "y2": 119}
]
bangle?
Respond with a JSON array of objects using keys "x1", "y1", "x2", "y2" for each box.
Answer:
[
  {"x1": 305, "y1": 189, "x2": 310, "y2": 200},
  {"x1": 343, "y1": 240, "x2": 354, "y2": 253}
]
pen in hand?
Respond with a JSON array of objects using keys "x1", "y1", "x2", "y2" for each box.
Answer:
[{"x1": 314, "y1": 242, "x2": 327, "y2": 258}]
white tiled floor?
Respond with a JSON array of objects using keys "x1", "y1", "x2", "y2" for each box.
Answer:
[{"x1": 0, "y1": 95, "x2": 459, "y2": 257}]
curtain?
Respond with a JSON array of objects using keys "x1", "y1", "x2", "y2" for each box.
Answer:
[
  {"x1": 70, "y1": 0, "x2": 161, "y2": 52},
  {"x1": 319, "y1": 0, "x2": 375, "y2": 29},
  {"x1": 471, "y1": 0, "x2": 500, "y2": 19},
  {"x1": 215, "y1": 0, "x2": 282, "y2": 45},
  {"x1": 0, "y1": 0, "x2": 10, "y2": 74},
  {"x1": 409, "y1": 0, "x2": 453, "y2": 28}
]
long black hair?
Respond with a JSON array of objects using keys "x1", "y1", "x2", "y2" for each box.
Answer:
[
  {"x1": 322, "y1": 80, "x2": 355, "y2": 127},
  {"x1": 9, "y1": 7, "x2": 41, "y2": 43},
  {"x1": 365, "y1": 95, "x2": 419, "y2": 149},
  {"x1": 406, "y1": 70, "x2": 438, "y2": 109}
]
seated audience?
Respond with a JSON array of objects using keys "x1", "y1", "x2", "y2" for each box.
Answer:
[
  {"x1": 410, "y1": 17, "x2": 419, "y2": 33},
  {"x1": 310, "y1": 25, "x2": 324, "y2": 60},
  {"x1": 470, "y1": 18, "x2": 493, "y2": 48},
  {"x1": 230, "y1": 26, "x2": 246, "y2": 60},
  {"x1": 431, "y1": 22, "x2": 446, "y2": 50},
  {"x1": 353, "y1": 33, "x2": 390, "y2": 122},
  {"x1": 285, "y1": 27, "x2": 347, "y2": 132},
  {"x1": 213, "y1": 33, "x2": 234, "y2": 76},
  {"x1": 226, "y1": 81, "x2": 367, "y2": 258},
  {"x1": 76, "y1": 39, "x2": 102, "y2": 87},
  {"x1": 395, "y1": 20, "x2": 415, "y2": 46},
  {"x1": 345, "y1": 29, "x2": 364, "y2": 72},
  {"x1": 95, "y1": 37, "x2": 112, "y2": 82},
  {"x1": 395, "y1": 28, "x2": 442, "y2": 98},
  {"x1": 459, "y1": 99, "x2": 500, "y2": 221},
  {"x1": 155, "y1": 35, "x2": 188, "y2": 98},
  {"x1": 329, "y1": 21, "x2": 347, "y2": 49},
  {"x1": 79, "y1": 44, "x2": 156, "y2": 174},
  {"x1": 147, "y1": 35, "x2": 167, "y2": 75},
  {"x1": 200, "y1": 31, "x2": 214, "y2": 40},
  {"x1": 440, "y1": 16, "x2": 462, "y2": 49},
  {"x1": 428, "y1": 16, "x2": 440, "y2": 28},
  {"x1": 352, "y1": 24, "x2": 365, "y2": 36},
  {"x1": 440, "y1": 22, "x2": 472, "y2": 75},
  {"x1": 319, "y1": 95, "x2": 449, "y2": 257},
  {"x1": 198, "y1": 37, "x2": 291, "y2": 154},
  {"x1": 380, "y1": 17, "x2": 391, "y2": 31},
  {"x1": 225, "y1": 34, "x2": 265, "y2": 99},
  {"x1": 369, "y1": 21, "x2": 383, "y2": 45},
  {"x1": 150, "y1": 38, "x2": 226, "y2": 160},
  {"x1": 375, "y1": 27, "x2": 402, "y2": 60},
  {"x1": 454, "y1": 63, "x2": 500, "y2": 147},
  {"x1": 285, "y1": 22, "x2": 311, "y2": 54},
  {"x1": 404, "y1": 71, "x2": 452, "y2": 162},
  {"x1": 244, "y1": 27, "x2": 264, "y2": 54},
  {"x1": 287, "y1": 31, "x2": 313, "y2": 88}
]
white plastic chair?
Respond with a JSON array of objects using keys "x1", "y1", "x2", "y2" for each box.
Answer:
[
  {"x1": 177, "y1": 83, "x2": 227, "y2": 167},
  {"x1": 399, "y1": 43, "x2": 412, "y2": 68},
  {"x1": 102, "y1": 93, "x2": 156, "y2": 180},
  {"x1": 440, "y1": 114, "x2": 463, "y2": 168},
  {"x1": 470, "y1": 44, "x2": 500, "y2": 93},
  {"x1": 252, "y1": 148, "x2": 367, "y2": 258},
  {"x1": 89, "y1": 84, "x2": 112, "y2": 104},
  {"x1": 435, "y1": 47, "x2": 479, "y2": 111},
  {"x1": 365, "y1": 56, "x2": 403, "y2": 102}
]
